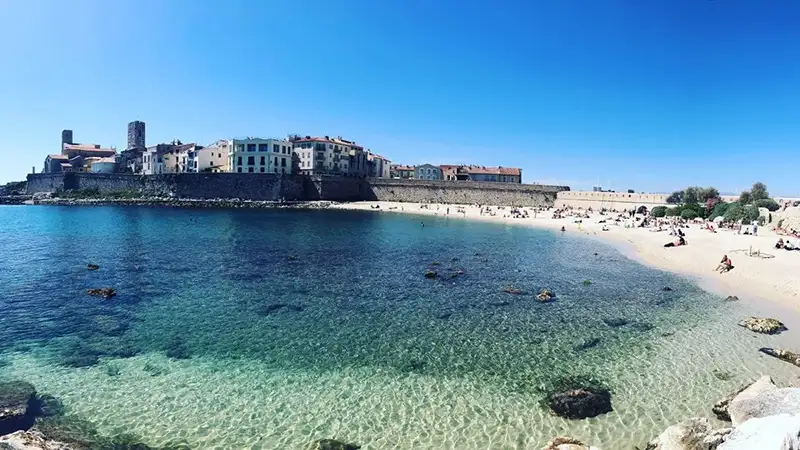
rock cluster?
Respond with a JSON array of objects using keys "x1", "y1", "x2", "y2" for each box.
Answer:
[
  {"x1": 759, "y1": 347, "x2": 800, "y2": 368},
  {"x1": 541, "y1": 436, "x2": 599, "y2": 450},
  {"x1": 548, "y1": 388, "x2": 612, "y2": 420},
  {"x1": 736, "y1": 316, "x2": 787, "y2": 334},
  {"x1": 36, "y1": 197, "x2": 339, "y2": 210},
  {"x1": 536, "y1": 289, "x2": 555, "y2": 302},
  {"x1": 86, "y1": 288, "x2": 116, "y2": 299},
  {"x1": 502, "y1": 287, "x2": 523, "y2": 295},
  {"x1": 86, "y1": 264, "x2": 99, "y2": 271},
  {"x1": 310, "y1": 439, "x2": 361, "y2": 450}
]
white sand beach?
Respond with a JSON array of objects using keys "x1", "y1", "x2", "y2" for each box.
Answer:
[{"x1": 332, "y1": 201, "x2": 800, "y2": 311}]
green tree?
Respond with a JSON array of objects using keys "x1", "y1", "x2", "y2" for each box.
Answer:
[
  {"x1": 750, "y1": 182, "x2": 769, "y2": 201},
  {"x1": 743, "y1": 204, "x2": 760, "y2": 222},
  {"x1": 724, "y1": 203, "x2": 745, "y2": 222},
  {"x1": 709, "y1": 201, "x2": 730, "y2": 220},
  {"x1": 739, "y1": 190, "x2": 752, "y2": 205},
  {"x1": 680, "y1": 209, "x2": 698, "y2": 220},
  {"x1": 698, "y1": 187, "x2": 720, "y2": 202},
  {"x1": 683, "y1": 186, "x2": 699, "y2": 205},
  {"x1": 753, "y1": 198, "x2": 780, "y2": 211},
  {"x1": 666, "y1": 191, "x2": 684, "y2": 204},
  {"x1": 651, "y1": 206, "x2": 667, "y2": 218}
]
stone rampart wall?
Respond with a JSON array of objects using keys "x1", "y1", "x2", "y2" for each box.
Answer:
[
  {"x1": 26, "y1": 173, "x2": 567, "y2": 206},
  {"x1": 555, "y1": 191, "x2": 669, "y2": 210}
]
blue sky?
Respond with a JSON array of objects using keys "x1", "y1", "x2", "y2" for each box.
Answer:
[{"x1": 1, "y1": 0, "x2": 799, "y2": 195}]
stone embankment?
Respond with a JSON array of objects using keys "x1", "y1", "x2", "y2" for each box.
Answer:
[{"x1": 33, "y1": 197, "x2": 340, "y2": 209}]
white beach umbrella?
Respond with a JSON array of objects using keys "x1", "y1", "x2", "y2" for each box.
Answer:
[{"x1": 713, "y1": 216, "x2": 724, "y2": 223}]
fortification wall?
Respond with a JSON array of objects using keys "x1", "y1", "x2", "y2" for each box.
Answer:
[
  {"x1": 26, "y1": 174, "x2": 567, "y2": 206},
  {"x1": 363, "y1": 179, "x2": 568, "y2": 207},
  {"x1": 555, "y1": 191, "x2": 669, "y2": 210}
]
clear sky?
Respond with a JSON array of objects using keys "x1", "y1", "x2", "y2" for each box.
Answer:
[{"x1": 1, "y1": 0, "x2": 799, "y2": 195}]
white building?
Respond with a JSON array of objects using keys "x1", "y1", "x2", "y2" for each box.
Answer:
[
  {"x1": 227, "y1": 138, "x2": 293, "y2": 174},
  {"x1": 87, "y1": 157, "x2": 117, "y2": 173},
  {"x1": 292, "y1": 135, "x2": 368, "y2": 177},
  {"x1": 142, "y1": 141, "x2": 198, "y2": 174},
  {"x1": 191, "y1": 141, "x2": 229, "y2": 172},
  {"x1": 414, "y1": 164, "x2": 442, "y2": 180}
]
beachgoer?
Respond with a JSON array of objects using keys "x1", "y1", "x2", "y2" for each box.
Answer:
[
  {"x1": 776, "y1": 238, "x2": 785, "y2": 249},
  {"x1": 421, "y1": 222, "x2": 425, "y2": 228},
  {"x1": 664, "y1": 236, "x2": 686, "y2": 248},
  {"x1": 715, "y1": 255, "x2": 733, "y2": 273},
  {"x1": 561, "y1": 226, "x2": 565, "y2": 232}
]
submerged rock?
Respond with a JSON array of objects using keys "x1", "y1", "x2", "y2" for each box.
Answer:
[
  {"x1": 86, "y1": 288, "x2": 116, "y2": 300},
  {"x1": 548, "y1": 388, "x2": 612, "y2": 419},
  {"x1": 718, "y1": 413, "x2": 800, "y2": 450},
  {"x1": 662, "y1": 286, "x2": 673, "y2": 292},
  {"x1": 424, "y1": 270, "x2": 437, "y2": 279},
  {"x1": 573, "y1": 338, "x2": 601, "y2": 351},
  {"x1": 541, "y1": 436, "x2": 597, "y2": 450},
  {"x1": 502, "y1": 287, "x2": 523, "y2": 295},
  {"x1": 86, "y1": 264, "x2": 99, "y2": 271},
  {"x1": 536, "y1": 289, "x2": 555, "y2": 302},
  {"x1": 759, "y1": 347, "x2": 800, "y2": 368},
  {"x1": 0, "y1": 430, "x2": 73, "y2": 450},
  {"x1": 737, "y1": 316, "x2": 787, "y2": 334},
  {"x1": 602, "y1": 317, "x2": 629, "y2": 327},
  {"x1": 0, "y1": 380, "x2": 36, "y2": 420},
  {"x1": 29, "y1": 394, "x2": 64, "y2": 418},
  {"x1": 259, "y1": 303, "x2": 304, "y2": 316},
  {"x1": 311, "y1": 439, "x2": 361, "y2": 450}
]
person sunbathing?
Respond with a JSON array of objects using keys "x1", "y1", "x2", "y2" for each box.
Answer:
[
  {"x1": 715, "y1": 255, "x2": 734, "y2": 273},
  {"x1": 776, "y1": 238, "x2": 785, "y2": 249},
  {"x1": 664, "y1": 236, "x2": 687, "y2": 248}
]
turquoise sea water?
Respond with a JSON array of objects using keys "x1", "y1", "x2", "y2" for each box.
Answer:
[{"x1": 0, "y1": 206, "x2": 797, "y2": 449}]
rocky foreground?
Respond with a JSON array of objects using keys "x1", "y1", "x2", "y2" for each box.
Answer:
[{"x1": 32, "y1": 196, "x2": 341, "y2": 209}]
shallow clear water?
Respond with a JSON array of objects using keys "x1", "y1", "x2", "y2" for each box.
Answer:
[{"x1": 0, "y1": 206, "x2": 798, "y2": 449}]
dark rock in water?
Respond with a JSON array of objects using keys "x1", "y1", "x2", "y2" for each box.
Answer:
[
  {"x1": 312, "y1": 439, "x2": 361, "y2": 450},
  {"x1": 662, "y1": 286, "x2": 673, "y2": 291},
  {"x1": 738, "y1": 317, "x2": 787, "y2": 334},
  {"x1": 502, "y1": 287, "x2": 523, "y2": 295},
  {"x1": 259, "y1": 303, "x2": 304, "y2": 316},
  {"x1": 489, "y1": 300, "x2": 510, "y2": 307},
  {"x1": 0, "y1": 381, "x2": 36, "y2": 420},
  {"x1": 28, "y1": 394, "x2": 64, "y2": 417},
  {"x1": 726, "y1": 295, "x2": 739, "y2": 301},
  {"x1": 759, "y1": 347, "x2": 800, "y2": 368},
  {"x1": 536, "y1": 288, "x2": 555, "y2": 302},
  {"x1": 429, "y1": 261, "x2": 441, "y2": 266},
  {"x1": 287, "y1": 254, "x2": 298, "y2": 261},
  {"x1": 450, "y1": 257, "x2": 459, "y2": 262},
  {"x1": 543, "y1": 437, "x2": 590, "y2": 450},
  {"x1": 165, "y1": 337, "x2": 191, "y2": 360},
  {"x1": 424, "y1": 270, "x2": 438, "y2": 279},
  {"x1": 87, "y1": 264, "x2": 99, "y2": 271},
  {"x1": 548, "y1": 388, "x2": 613, "y2": 419},
  {"x1": 60, "y1": 353, "x2": 100, "y2": 369},
  {"x1": 602, "y1": 317, "x2": 630, "y2": 328},
  {"x1": 712, "y1": 369, "x2": 733, "y2": 381},
  {"x1": 92, "y1": 314, "x2": 129, "y2": 337},
  {"x1": 573, "y1": 338, "x2": 601, "y2": 351},
  {"x1": 630, "y1": 322, "x2": 654, "y2": 332},
  {"x1": 404, "y1": 359, "x2": 427, "y2": 373},
  {"x1": 436, "y1": 312, "x2": 452, "y2": 320},
  {"x1": 86, "y1": 287, "x2": 116, "y2": 299}
]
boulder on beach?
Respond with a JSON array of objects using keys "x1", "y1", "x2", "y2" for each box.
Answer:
[
  {"x1": 729, "y1": 387, "x2": 800, "y2": 427},
  {"x1": 712, "y1": 381, "x2": 754, "y2": 422},
  {"x1": 86, "y1": 288, "x2": 116, "y2": 300},
  {"x1": 759, "y1": 347, "x2": 800, "y2": 368},
  {"x1": 541, "y1": 436, "x2": 598, "y2": 450},
  {"x1": 310, "y1": 439, "x2": 361, "y2": 450},
  {"x1": 86, "y1": 264, "x2": 99, "y2": 271},
  {"x1": 737, "y1": 316, "x2": 787, "y2": 334},
  {"x1": 548, "y1": 388, "x2": 612, "y2": 420},
  {"x1": 643, "y1": 417, "x2": 730, "y2": 450},
  {"x1": 0, "y1": 430, "x2": 73, "y2": 450},
  {"x1": 718, "y1": 413, "x2": 800, "y2": 450},
  {"x1": 536, "y1": 289, "x2": 555, "y2": 302},
  {"x1": 0, "y1": 380, "x2": 36, "y2": 421}
]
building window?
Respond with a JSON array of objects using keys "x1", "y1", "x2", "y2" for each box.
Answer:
[
  {"x1": 260, "y1": 156, "x2": 265, "y2": 165},
  {"x1": 260, "y1": 167, "x2": 265, "y2": 173},
  {"x1": 247, "y1": 156, "x2": 255, "y2": 165},
  {"x1": 237, "y1": 156, "x2": 242, "y2": 165},
  {"x1": 274, "y1": 168, "x2": 278, "y2": 173},
  {"x1": 237, "y1": 167, "x2": 242, "y2": 173},
  {"x1": 281, "y1": 158, "x2": 286, "y2": 167},
  {"x1": 274, "y1": 157, "x2": 278, "y2": 166},
  {"x1": 282, "y1": 145, "x2": 287, "y2": 154},
  {"x1": 247, "y1": 144, "x2": 256, "y2": 152},
  {"x1": 236, "y1": 144, "x2": 244, "y2": 152},
  {"x1": 273, "y1": 144, "x2": 279, "y2": 153},
  {"x1": 258, "y1": 144, "x2": 268, "y2": 152},
  {"x1": 248, "y1": 167, "x2": 254, "y2": 173}
]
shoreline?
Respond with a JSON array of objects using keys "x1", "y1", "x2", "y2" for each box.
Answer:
[
  {"x1": 13, "y1": 197, "x2": 340, "y2": 209},
  {"x1": 329, "y1": 201, "x2": 800, "y2": 314}
]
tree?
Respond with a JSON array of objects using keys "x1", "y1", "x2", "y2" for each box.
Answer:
[
  {"x1": 680, "y1": 209, "x2": 698, "y2": 220},
  {"x1": 666, "y1": 191, "x2": 684, "y2": 204},
  {"x1": 665, "y1": 207, "x2": 681, "y2": 217},
  {"x1": 724, "y1": 203, "x2": 745, "y2": 222},
  {"x1": 683, "y1": 186, "x2": 700, "y2": 205},
  {"x1": 743, "y1": 204, "x2": 761, "y2": 222},
  {"x1": 291, "y1": 153, "x2": 302, "y2": 174},
  {"x1": 651, "y1": 206, "x2": 667, "y2": 218},
  {"x1": 753, "y1": 198, "x2": 780, "y2": 211},
  {"x1": 627, "y1": 189, "x2": 635, "y2": 194},
  {"x1": 750, "y1": 182, "x2": 769, "y2": 201},
  {"x1": 709, "y1": 201, "x2": 730, "y2": 220},
  {"x1": 698, "y1": 187, "x2": 720, "y2": 202},
  {"x1": 739, "y1": 190, "x2": 752, "y2": 205}
]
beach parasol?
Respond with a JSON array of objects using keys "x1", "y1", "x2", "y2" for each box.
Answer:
[{"x1": 713, "y1": 216, "x2": 724, "y2": 223}]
